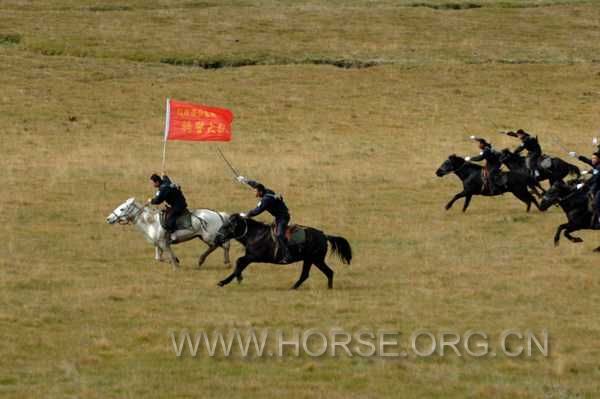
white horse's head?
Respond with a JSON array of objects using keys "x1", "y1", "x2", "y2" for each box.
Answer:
[{"x1": 106, "y1": 198, "x2": 140, "y2": 224}]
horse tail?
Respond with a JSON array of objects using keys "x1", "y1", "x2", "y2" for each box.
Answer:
[{"x1": 326, "y1": 235, "x2": 352, "y2": 265}]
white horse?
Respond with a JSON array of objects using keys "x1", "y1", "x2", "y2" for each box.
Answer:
[{"x1": 106, "y1": 198, "x2": 231, "y2": 270}]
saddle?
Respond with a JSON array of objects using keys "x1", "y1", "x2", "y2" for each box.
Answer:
[
  {"x1": 270, "y1": 223, "x2": 306, "y2": 246},
  {"x1": 159, "y1": 209, "x2": 194, "y2": 230}
]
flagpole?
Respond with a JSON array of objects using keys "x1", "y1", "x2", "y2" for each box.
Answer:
[{"x1": 161, "y1": 97, "x2": 170, "y2": 174}]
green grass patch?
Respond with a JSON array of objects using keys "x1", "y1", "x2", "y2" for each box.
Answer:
[
  {"x1": 159, "y1": 55, "x2": 383, "y2": 69},
  {"x1": 409, "y1": 2, "x2": 482, "y2": 9},
  {"x1": 88, "y1": 5, "x2": 132, "y2": 12},
  {"x1": 0, "y1": 34, "x2": 21, "y2": 46}
]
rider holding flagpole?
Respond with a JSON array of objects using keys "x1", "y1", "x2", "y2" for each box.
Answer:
[{"x1": 147, "y1": 173, "x2": 188, "y2": 243}]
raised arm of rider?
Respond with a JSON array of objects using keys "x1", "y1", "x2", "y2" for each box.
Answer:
[
  {"x1": 245, "y1": 179, "x2": 261, "y2": 189},
  {"x1": 578, "y1": 155, "x2": 594, "y2": 167},
  {"x1": 470, "y1": 151, "x2": 486, "y2": 162}
]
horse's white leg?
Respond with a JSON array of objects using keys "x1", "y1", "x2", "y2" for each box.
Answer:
[
  {"x1": 222, "y1": 241, "x2": 231, "y2": 266},
  {"x1": 161, "y1": 242, "x2": 180, "y2": 270},
  {"x1": 198, "y1": 245, "x2": 218, "y2": 269},
  {"x1": 154, "y1": 246, "x2": 164, "y2": 262}
]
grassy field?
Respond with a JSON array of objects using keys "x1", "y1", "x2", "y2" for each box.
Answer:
[{"x1": 2, "y1": 0, "x2": 600, "y2": 397}]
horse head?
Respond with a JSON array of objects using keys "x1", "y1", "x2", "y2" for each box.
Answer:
[
  {"x1": 436, "y1": 154, "x2": 464, "y2": 177},
  {"x1": 499, "y1": 148, "x2": 520, "y2": 164},
  {"x1": 215, "y1": 213, "x2": 247, "y2": 245},
  {"x1": 106, "y1": 198, "x2": 140, "y2": 224},
  {"x1": 540, "y1": 181, "x2": 570, "y2": 210}
]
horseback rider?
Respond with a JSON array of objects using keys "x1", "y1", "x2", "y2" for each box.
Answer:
[
  {"x1": 507, "y1": 129, "x2": 543, "y2": 177},
  {"x1": 569, "y1": 147, "x2": 600, "y2": 228},
  {"x1": 236, "y1": 176, "x2": 293, "y2": 263},
  {"x1": 465, "y1": 136, "x2": 505, "y2": 194},
  {"x1": 147, "y1": 173, "x2": 188, "y2": 242}
]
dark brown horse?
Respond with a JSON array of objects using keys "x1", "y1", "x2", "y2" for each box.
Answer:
[
  {"x1": 436, "y1": 155, "x2": 543, "y2": 212},
  {"x1": 214, "y1": 214, "x2": 352, "y2": 289}
]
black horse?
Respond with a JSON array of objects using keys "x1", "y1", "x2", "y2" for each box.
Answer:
[
  {"x1": 436, "y1": 155, "x2": 542, "y2": 212},
  {"x1": 539, "y1": 181, "x2": 599, "y2": 251},
  {"x1": 499, "y1": 149, "x2": 580, "y2": 191},
  {"x1": 214, "y1": 214, "x2": 353, "y2": 289}
]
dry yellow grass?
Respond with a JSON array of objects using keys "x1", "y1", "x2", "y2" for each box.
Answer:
[{"x1": 2, "y1": 1, "x2": 600, "y2": 398}]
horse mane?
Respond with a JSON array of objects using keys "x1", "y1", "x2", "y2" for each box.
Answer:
[{"x1": 243, "y1": 217, "x2": 271, "y2": 229}]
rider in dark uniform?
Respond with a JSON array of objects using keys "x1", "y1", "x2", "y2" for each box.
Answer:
[
  {"x1": 466, "y1": 137, "x2": 504, "y2": 194},
  {"x1": 509, "y1": 129, "x2": 543, "y2": 177},
  {"x1": 577, "y1": 151, "x2": 600, "y2": 227},
  {"x1": 148, "y1": 174, "x2": 188, "y2": 242},
  {"x1": 237, "y1": 175, "x2": 292, "y2": 263}
]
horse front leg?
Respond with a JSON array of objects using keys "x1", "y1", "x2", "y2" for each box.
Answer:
[
  {"x1": 554, "y1": 224, "x2": 568, "y2": 247},
  {"x1": 445, "y1": 191, "x2": 466, "y2": 211},
  {"x1": 462, "y1": 195, "x2": 473, "y2": 212},
  {"x1": 160, "y1": 242, "x2": 180, "y2": 270},
  {"x1": 218, "y1": 256, "x2": 251, "y2": 287}
]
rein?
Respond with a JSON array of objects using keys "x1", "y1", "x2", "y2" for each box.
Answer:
[
  {"x1": 113, "y1": 202, "x2": 148, "y2": 225},
  {"x1": 547, "y1": 188, "x2": 581, "y2": 207},
  {"x1": 451, "y1": 160, "x2": 472, "y2": 175}
]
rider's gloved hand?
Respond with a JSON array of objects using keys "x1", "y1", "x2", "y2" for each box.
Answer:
[
  {"x1": 569, "y1": 151, "x2": 577, "y2": 158},
  {"x1": 469, "y1": 135, "x2": 476, "y2": 140},
  {"x1": 593, "y1": 137, "x2": 598, "y2": 145},
  {"x1": 237, "y1": 176, "x2": 248, "y2": 184},
  {"x1": 465, "y1": 156, "x2": 471, "y2": 162},
  {"x1": 582, "y1": 170, "x2": 589, "y2": 175},
  {"x1": 576, "y1": 183, "x2": 585, "y2": 190},
  {"x1": 239, "y1": 212, "x2": 248, "y2": 218}
]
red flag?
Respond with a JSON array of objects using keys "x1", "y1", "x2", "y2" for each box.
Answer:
[{"x1": 165, "y1": 99, "x2": 233, "y2": 142}]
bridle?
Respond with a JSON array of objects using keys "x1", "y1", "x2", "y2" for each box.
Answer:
[
  {"x1": 450, "y1": 158, "x2": 469, "y2": 174},
  {"x1": 110, "y1": 202, "x2": 147, "y2": 225},
  {"x1": 218, "y1": 217, "x2": 249, "y2": 242},
  {"x1": 544, "y1": 187, "x2": 579, "y2": 208}
]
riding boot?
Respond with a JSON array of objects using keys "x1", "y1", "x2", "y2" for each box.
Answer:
[{"x1": 277, "y1": 238, "x2": 293, "y2": 264}]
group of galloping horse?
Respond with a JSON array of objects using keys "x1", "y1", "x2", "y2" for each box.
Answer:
[
  {"x1": 436, "y1": 131, "x2": 600, "y2": 251},
  {"x1": 106, "y1": 199, "x2": 352, "y2": 290}
]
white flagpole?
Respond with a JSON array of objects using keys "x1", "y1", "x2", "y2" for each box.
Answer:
[{"x1": 161, "y1": 97, "x2": 170, "y2": 174}]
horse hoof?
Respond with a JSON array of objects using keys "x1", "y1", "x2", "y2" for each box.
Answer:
[
  {"x1": 236, "y1": 276, "x2": 243, "y2": 284},
  {"x1": 573, "y1": 238, "x2": 583, "y2": 243},
  {"x1": 217, "y1": 281, "x2": 225, "y2": 287},
  {"x1": 594, "y1": 247, "x2": 600, "y2": 253}
]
